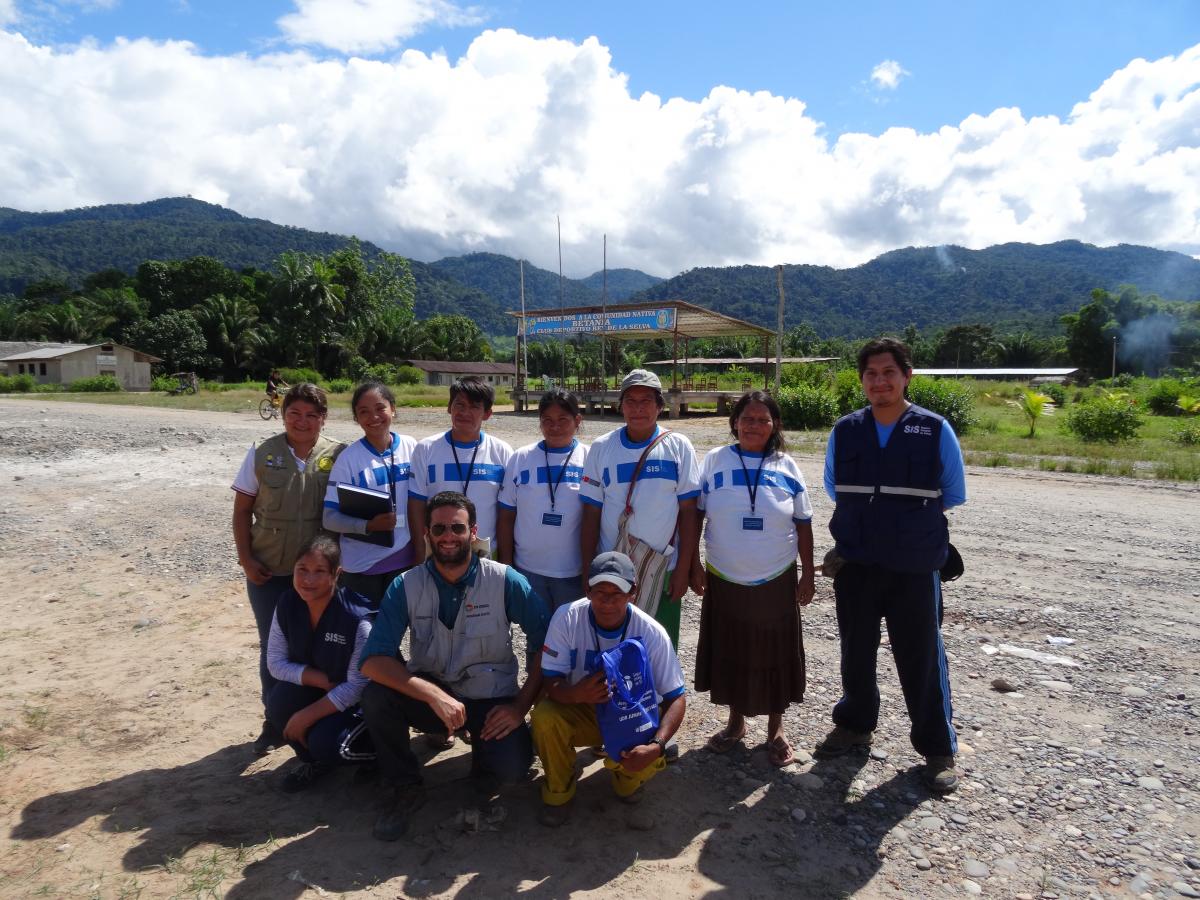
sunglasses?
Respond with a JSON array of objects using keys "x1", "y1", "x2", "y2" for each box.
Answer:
[{"x1": 429, "y1": 523, "x2": 470, "y2": 537}]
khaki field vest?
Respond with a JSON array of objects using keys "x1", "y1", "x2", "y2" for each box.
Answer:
[
  {"x1": 405, "y1": 559, "x2": 519, "y2": 700},
  {"x1": 251, "y1": 432, "x2": 343, "y2": 575}
]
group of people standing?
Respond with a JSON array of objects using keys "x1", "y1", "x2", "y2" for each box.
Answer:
[{"x1": 229, "y1": 336, "x2": 967, "y2": 838}]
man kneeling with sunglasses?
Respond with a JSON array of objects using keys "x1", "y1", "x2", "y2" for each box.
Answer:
[{"x1": 360, "y1": 491, "x2": 550, "y2": 841}]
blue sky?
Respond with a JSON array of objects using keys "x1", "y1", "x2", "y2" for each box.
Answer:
[
  {"x1": 13, "y1": 1, "x2": 1198, "y2": 135},
  {"x1": 1, "y1": 1, "x2": 1198, "y2": 274}
]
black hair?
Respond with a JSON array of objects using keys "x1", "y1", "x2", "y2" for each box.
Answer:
[
  {"x1": 282, "y1": 382, "x2": 328, "y2": 417},
  {"x1": 426, "y1": 490, "x2": 477, "y2": 527},
  {"x1": 449, "y1": 376, "x2": 494, "y2": 411},
  {"x1": 856, "y1": 338, "x2": 913, "y2": 376},
  {"x1": 538, "y1": 387, "x2": 581, "y2": 418},
  {"x1": 296, "y1": 533, "x2": 341, "y2": 571},
  {"x1": 729, "y1": 390, "x2": 787, "y2": 455},
  {"x1": 351, "y1": 380, "x2": 397, "y2": 413}
]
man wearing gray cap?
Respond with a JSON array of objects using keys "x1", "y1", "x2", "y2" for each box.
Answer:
[
  {"x1": 531, "y1": 551, "x2": 687, "y2": 826},
  {"x1": 579, "y1": 368, "x2": 701, "y2": 648}
]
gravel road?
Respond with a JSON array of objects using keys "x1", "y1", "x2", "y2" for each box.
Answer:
[{"x1": 1, "y1": 397, "x2": 1197, "y2": 899}]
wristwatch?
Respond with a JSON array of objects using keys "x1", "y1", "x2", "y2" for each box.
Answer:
[{"x1": 652, "y1": 737, "x2": 667, "y2": 757}]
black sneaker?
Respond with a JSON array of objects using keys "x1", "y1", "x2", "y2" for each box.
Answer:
[
  {"x1": 373, "y1": 785, "x2": 427, "y2": 842},
  {"x1": 923, "y1": 755, "x2": 959, "y2": 794},
  {"x1": 813, "y1": 726, "x2": 873, "y2": 759},
  {"x1": 252, "y1": 720, "x2": 283, "y2": 757},
  {"x1": 281, "y1": 761, "x2": 331, "y2": 793}
]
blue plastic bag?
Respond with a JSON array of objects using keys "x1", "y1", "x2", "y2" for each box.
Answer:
[{"x1": 595, "y1": 638, "x2": 660, "y2": 759}]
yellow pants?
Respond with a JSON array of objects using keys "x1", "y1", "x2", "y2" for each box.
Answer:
[{"x1": 530, "y1": 698, "x2": 666, "y2": 806}]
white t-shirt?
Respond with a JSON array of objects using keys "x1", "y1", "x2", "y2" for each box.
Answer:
[
  {"x1": 231, "y1": 442, "x2": 307, "y2": 494},
  {"x1": 409, "y1": 430, "x2": 513, "y2": 540},
  {"x1": 698, "y1": 444, "x2": 814, "y2": 585},
  {"x1": 580, "y1": 426, "x2": 701, "y2": 564},
  {"x1": 497, "y1": 439, "x2": 589, "y2": 578},
  {"x1": 323, "y1": 433, "x2": 418, "y2": 574},
  {"x1": 540, "y1": 598, "x2": 686, "y2": 702}
]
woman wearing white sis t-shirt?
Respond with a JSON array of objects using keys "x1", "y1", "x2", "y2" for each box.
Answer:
[
  {"x1": 693, "y1": 390, "x2": 817, "y2": 768},
  {"x1": 496, "y1": 388, "x2": 589, "y2": 611}
]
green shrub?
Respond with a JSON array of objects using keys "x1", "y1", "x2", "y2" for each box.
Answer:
[
  {"x1": 394, "y1": 365, "x2": 423, "y2": 386},
  {"x1": 777, "y1": 384, "x2": 838, "y2": 430},
  {"x1": 1039, "y1": 383, "x2": 1067, "y2": 407},
  {"x1": 0, "y1": 374, "x2": 36, "y2": 393},
  {"x1": 33, "y1": 383, "x2": 64, "y2": 393},
  {"x1": 907, "y1": 377, "x2": 977, "y2": 434},
  {"x1": 327, "y1": 378, "x2": 353, "y2": 394},
  {"x1": 68, "y1": 374, "x2": 122, "y2": 392},
  {"x1": 1170, "y1": 420, "x2": 1200, "y2": 446},
  {"x1": 151, "y1": 375, "x2": 176, "y2": 392},
  {"x1": 1064, "y1": 397, "x2": 1142, "y2": 442},
  {"x1": 781, "y1": 363, "x2": 831, "y2": 389},
  {"x1": 833, "y1": 368, "x2": 864, "y2": 416},
  {"x1": 278, "y1": 367, "x2": 323, "y2": 386},
  {"x1": 1145, "y1": 379, "x2": 1185, "y2": 416}
]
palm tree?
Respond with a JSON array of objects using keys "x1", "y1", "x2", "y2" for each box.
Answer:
[
  {"x1": 1010, "y1": 389, "x2": 1055, "y2": 437},
  {"x1": 195, "y1": 294, "x2": 264, "y2": 379}
]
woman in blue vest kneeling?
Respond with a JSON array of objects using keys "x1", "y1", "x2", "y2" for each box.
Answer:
[{"x1": 266, "y1": 534, "x2": 375, "y2": 792}]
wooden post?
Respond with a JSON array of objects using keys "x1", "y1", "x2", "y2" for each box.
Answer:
[{"x1": 775, "y1": 264, "x2": 785, "y2": 396}]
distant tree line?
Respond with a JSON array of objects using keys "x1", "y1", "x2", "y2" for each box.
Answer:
[{"x1": 0, "y1": 243, "x2": 493, "y2": 379}]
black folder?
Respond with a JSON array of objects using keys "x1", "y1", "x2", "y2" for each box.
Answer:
[{"x1": 337, "y1": 483, "x2": 395, "y2": 547}]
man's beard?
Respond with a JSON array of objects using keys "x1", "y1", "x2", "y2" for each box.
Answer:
[{"x1": 433, "y1": 540, "x2": 471, "y2": 566}]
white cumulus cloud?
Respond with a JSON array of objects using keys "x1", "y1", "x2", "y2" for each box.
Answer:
[
  {"x1": 277, "y1": 0, "x2": 483, "y2": 54},
  {"x1": 0, "y1": 0, "x2": 19, "y2": 26},
  {"x1": 870, "y1": 59, "x2": 909, "y2": 90},
  {"x1": 0, "y1": 28, "x2": 1197, "y2": 276}
]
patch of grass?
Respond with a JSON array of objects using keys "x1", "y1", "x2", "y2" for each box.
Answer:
[
  {"x1": 1082, "y1": 458, "x2": 1109, "y2": 475},
  {"x1": 0, "y1": 743, "x2": 9, "y2": 764},
  {"x1": 1038, "y1": 458, "x2": 1058, "y2": 472},
  {"x1": 159, "y1": 838, "x2": 278, "y2": 899},
  {"x1": 1060, "y1": 459, "x2": 1078, "y2": 474},
  {"x1": 22, "y1": 705, "x2": 49, "y2": 730},
  {"x1": 1154, "y1": 456, "x2": 1200, "y2": 482},
  {"x1": 984, "y1": 453, "x2": 1010, "y2": 468}
]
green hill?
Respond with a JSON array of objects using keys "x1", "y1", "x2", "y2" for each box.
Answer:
[
  {"x1": 631, "y1": 242, "x2": 1200, "y2": 337},
  {"x1": 3, "y1": 198, "x2": 1198, "y2": 339},
  {"x1": 0, "y1": 197, "x2": 385, "y2": 293}
]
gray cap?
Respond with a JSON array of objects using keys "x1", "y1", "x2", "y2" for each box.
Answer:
[
  {"x1": 588, "y1": 551, "x2": 637, "y2": 593},
  {"x1": 619, "y1": 368, "x2": 663, "y2": 399}
]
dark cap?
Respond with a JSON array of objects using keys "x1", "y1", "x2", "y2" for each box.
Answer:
[{"x1": 588, "y1": 551, "x2": 636, "y2": 593}]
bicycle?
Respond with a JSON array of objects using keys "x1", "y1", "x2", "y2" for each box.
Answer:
[{"x1": 259, "y1": 394, "x2": 282, "y2": 421}]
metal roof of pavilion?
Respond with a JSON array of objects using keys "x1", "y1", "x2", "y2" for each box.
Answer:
[
  {"x1": 912, "y1": 368, "x2": 1079, "y2": 377},
  {"x1": 0, "y1": 342, "x2": 163, "y2": 364},
  {"x1": 508, "y1": 300, "x2": 775, "y2": 340},
  {"x1": 645, "y1": 356, "x2": 839, "y2": 366}
]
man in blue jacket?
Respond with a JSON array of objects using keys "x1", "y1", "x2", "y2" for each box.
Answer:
[{"x1": 816, "y1": 338, "x2": 967, "y2": 793}]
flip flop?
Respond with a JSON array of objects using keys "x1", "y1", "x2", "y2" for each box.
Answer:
[
  {"x1": 767, "y1": 736, "x2": 795, "y2": 767},
  {"x1": 705, "y1": 726, "x2": 746, "y2": 754}
]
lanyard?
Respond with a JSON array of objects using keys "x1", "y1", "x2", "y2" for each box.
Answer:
[
  {"x1": 735, "y1": 444, "x2": 766, "y2": 515},
  {"x1": 450, "y1": 436, "x2": 481, "y2": 493},
  {"x1": 387, "y1": 440, "x2": 397, "y2": 512},
  {"x1": 589, "y1": 607, "x2": 631, "y2": 654},
  {"x1": 543, "y1": 441, "x2": 576, "y2": 511}
]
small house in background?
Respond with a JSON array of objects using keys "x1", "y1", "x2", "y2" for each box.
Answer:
[
  {"x1": 0, "y1": 342, "x2": 161, "y2": 391},
  {"x1": 405, "y1": 360, "x2": 516, "y2": 388}
]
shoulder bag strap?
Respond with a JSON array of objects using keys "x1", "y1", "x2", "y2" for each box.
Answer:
[{"x1": 623, "y1": 430, "x2": 672, "y2": 516}]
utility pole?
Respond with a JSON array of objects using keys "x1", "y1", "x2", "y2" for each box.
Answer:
[
  {"x1": 1111, "y1": 336, "x2": 1117, "y2": 380},
  {"x1": 774, "y1": 265, "x2": 785, "y2": 396}
]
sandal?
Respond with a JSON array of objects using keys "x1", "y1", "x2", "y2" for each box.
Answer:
[
  {"x1": 705, "y1": 725, "x2": 746, "y2": 754},
  {"x1": 767, "y1": 736, "x2": 795, "y2": 767}
]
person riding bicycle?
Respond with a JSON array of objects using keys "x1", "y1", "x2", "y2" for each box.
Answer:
[{"x1": 267, "y1": 370, "x2": 289, "y2": 403}]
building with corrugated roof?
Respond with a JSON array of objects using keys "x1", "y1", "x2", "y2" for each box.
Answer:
[{"x1": 0, "y1": 342, "x2": 161, "y2": 391}]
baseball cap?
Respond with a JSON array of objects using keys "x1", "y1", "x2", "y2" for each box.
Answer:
[
  {"x1": 588, "y1": 551, "x2": 637, "y2": 593},
  {"x1": 619, "y1": 368, "x2": 663, "y2": 399}
]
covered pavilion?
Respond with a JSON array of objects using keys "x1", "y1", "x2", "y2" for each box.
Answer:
[{"x1": 508, "y1": 299, "x2": 782, "y2": 417}]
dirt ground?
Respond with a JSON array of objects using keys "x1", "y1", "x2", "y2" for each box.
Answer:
[{"x1": 0, "y1": 397, "x2": 1197, "y2": 900}]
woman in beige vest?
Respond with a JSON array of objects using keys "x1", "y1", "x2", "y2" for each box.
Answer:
[{"x1": 231, "y1": 382, "x2": 344, "y2": 756}]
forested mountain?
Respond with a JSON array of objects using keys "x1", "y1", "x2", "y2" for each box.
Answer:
[
  {"x1": 631, "y1": 242, "x2": 1200, "y2": 337},
  {"x1": 2, "y1": 197, "x2": 1198, "y2": 340},
  {"x1": 0, "y1": 197, "x2": 386, "y2": 295}
]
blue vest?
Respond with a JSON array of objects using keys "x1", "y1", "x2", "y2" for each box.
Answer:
[
  {"x1": 829, "y1": 404, "x2": 949, "y2": 573},
  {"x1": 276, "y1": 586, "x2": 370, "y2": 683}
]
